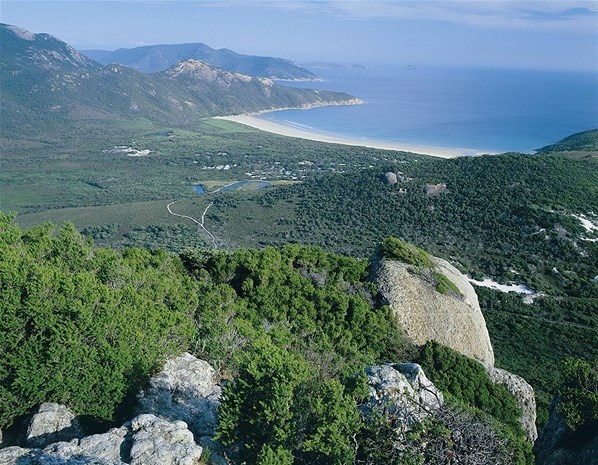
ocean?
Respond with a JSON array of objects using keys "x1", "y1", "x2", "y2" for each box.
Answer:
[{"x1": 268, "y1": 65, "x2": 598, "y2": 153}]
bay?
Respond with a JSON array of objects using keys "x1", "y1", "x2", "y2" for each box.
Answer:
[{"x1": 268, "y1": 65, "x2": 598, "y2": 153}]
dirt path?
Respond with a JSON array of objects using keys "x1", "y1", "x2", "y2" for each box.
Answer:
[{"x1": 167, "y1": 200, "x2": 217, "y2": 249}]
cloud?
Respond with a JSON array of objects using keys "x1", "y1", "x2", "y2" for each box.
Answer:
[{"x1": 264, "y1": 0, "x2": 598, "y2": 32}]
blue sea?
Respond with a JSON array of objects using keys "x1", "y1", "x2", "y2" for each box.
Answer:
[{"x1": 268, "y1": 65, "x2": 598, "y2": 153}]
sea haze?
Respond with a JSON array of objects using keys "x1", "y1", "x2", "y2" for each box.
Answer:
[{"x1": 269, "y1": 65, "x2": 598, "y2": 153}]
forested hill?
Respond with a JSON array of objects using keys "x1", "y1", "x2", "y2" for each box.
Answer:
[
  {"x1": 0, "y1": 24, "x2": 358, "y2": 133},
  {"x1": 0, "y1": 215, "x2": 537, "y2": 463},
  {"x1": 82, "y1": 42, "x2": 318, "y2": 80},
  {"x1": 218, "y1": 152, "x2": 597, "y2": 297},
  {"x1": 537, "y1": 128, "x2": 598, "y2": 154},
  {"x1": 205, "y1": 152, "x2": 597, "y2": 422}
]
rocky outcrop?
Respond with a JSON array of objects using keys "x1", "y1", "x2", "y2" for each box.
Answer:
[
  {"x1": 76, "y1": 426, "x2": 129, "y2": 462},
  {"x1": 383, "y1": 172, "x2": 398, "y2": 185},
  {"x1": 128, "y1": 415, "x2": 202, "y2": 465},
  {"x1": 534, "y1": 398, "x2": 598, "y2": 465},
  {"x1": 482, "y1": 362, "x2": 537, "y2": 442},
  {"x1": 424, "y1": 183, "x2": 447, "y2": 197},
  {"x1": 26, "y1": 403, "x2": 82, "y2": 448},
  {"x1": 137, "y1": 352, "x2": 222, "y2": 439},
  {"x1": 376, "y1": 257, "x2": 495, "y2": 365},
  {"x1": 0, "y1": 354, "x2": 222, "y2": 465},
  {"x1": 0, "y1": 414, "x2": 201, "y2": 465},
  {"x1": 363, "y1": 363, "x2": 444, "y2": 431}
]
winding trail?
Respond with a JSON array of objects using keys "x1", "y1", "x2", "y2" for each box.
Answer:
[{"x1": 167, "y1": 200, "x2": 217, "y2": 249}]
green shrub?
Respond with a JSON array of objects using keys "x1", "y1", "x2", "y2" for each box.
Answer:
[
  {"x1": 433, "y1": 271, "x2": 461, "y2": 295},
  {"x1": 417, "y1": 341, "x2": 522, "y2": 430},
  {"x1": 557, "y1": 357, "x2": 598, "y2": 431},
  {"x1": 216, "y1": 337, "x2": 361, "y2": 465},
  {"x1": 216, "y1": 337, "x2": 310, "y2": 463},
  {"x1": 416, "y1": 341, "x2": 533, "y2": 464},
  {"x1": 0, "y1": 213, "x2": 197, "y2": 428},
  {"x1": 379, "y1": 237, "x2": 434, "y2": 268}
]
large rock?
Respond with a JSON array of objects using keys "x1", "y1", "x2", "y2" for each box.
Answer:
[
  {"x1": 0, "y1": 415, "x2": 202, "y2": 465},
  {"x1": 424, "y1": 183, "x2": 447, "y2": 197},
  {"x1": 128, "y1": 414, "x2": 202, "y2": 465},
  {"x1": 534, "y1": 398, "x2": 598, "y2": 465},
  {"x1": 26, "y1": 403, "x2": 82, "y2": 448},
  {"x1": 0, "y1": 444, "x2": 124, "y2": 464},
  {"x1": 364, "y1": 363, "x2": 443, "y2": 431},
  {"x1": 77, "y1": 426, "x2": 130, "y2": 462},
  {"x1": 383, "y1": 172, "x2": 398, "y2": 185},
  {"x1": 482, "y1": 362, "x2": 537, "y2": 442},
  {"x1": 376, "y1": 257, "x2": 495, "y2": 365},
  {"x1": 137, "y1": 352, "x2": 221, "y2": 438}
]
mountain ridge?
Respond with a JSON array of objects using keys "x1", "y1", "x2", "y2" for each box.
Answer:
[
  {"x1": 82, "y1": 41, "x2": 319, "y2": 80},
  {"x1": 0, "y1": 23, "x2": 358, "y2": 132}
]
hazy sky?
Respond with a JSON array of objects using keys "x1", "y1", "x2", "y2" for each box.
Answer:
[{"x1": 2, "y1": 1, "x2": 597, "y2": 71}]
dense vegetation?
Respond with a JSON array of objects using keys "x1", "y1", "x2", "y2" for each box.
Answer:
[
  {"x1": 478, "y1": 288, "x2": 598, "y2": 425},
  {"x1": 0, "y1": 213, "x2": 197, "y2": 428},
  {"x1": 250, "y1": 154, "x2": 597, "y2": 297},
  {"x1": 182, "y1": 244, "x2": 410, "y2": 377},
  {"x1": 557, "y1": 357, "x2": 597, "y2": 432},
  {"x1": 416, "y1": 342, "x2": 533, "y2": 464},
  {"x1": 0, "y1": 216, "x2": 535, "y2": 463}
]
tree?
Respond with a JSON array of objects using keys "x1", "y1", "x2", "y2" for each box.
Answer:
[
  {"x1": 0, "y1": 214, "x2": 198, "y2": 428},
  {"x1": 216, "y1": 337, "x2": 311, "y2": 463},
  {"x1": 557, "y1": 357, "x2": 598, "y2": 431}
]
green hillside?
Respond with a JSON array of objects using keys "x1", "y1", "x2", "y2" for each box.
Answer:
[
  {"x1": 0, "y1": 216, "x2": 534, "y2": 463},
  {"x1": 537, "y1": 129, "x2": 598, "y2": 153},
  {"x1": 0, "y1": 24, "x2": 356, "y2": 134}
]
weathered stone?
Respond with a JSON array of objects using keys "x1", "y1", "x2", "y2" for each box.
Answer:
[
  {"x1": 482, "y1": 362, "x2": 537, "y2": 442},
  {"x1": 376, "y1": 257, "x2": 495, "y2": 365},
  {"x1": 26, "y1": 403, "x2": 82, "y2": 448},
  {"x1": 0, "y1": 446, "x2": 33, "y2": 465},
  {"x1": 534, "y1": 398, "x2": 598, "y2": 465},
  {"x1": 424, "y1": 183, "x2": 447, "y2": 197},
  {"x1": 383, "y1": 172, "x2": 398, "y2": 185},
  {"x1": 137, "y1": 352, "x2": 221, "y2": 438},
  {"x1": 0, "y1": 444, "x2": 124, "y2": 465},
  {"x1": 78, "y1": 426, "x2": 130, "y2": 462},
  {"x1": 364, "y1": 363, "x2": 443, "y2": 431},
  {"x1": 42, "y1": 441, "x2": 83, "y2": 459},
  {"x1": 129, "y1": 414, "x2": 202, "y2": 465}
]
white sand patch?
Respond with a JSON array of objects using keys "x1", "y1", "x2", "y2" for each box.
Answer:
[
  {"x1": 572, "y1": 214, "x2": 598, "y2": 242},
  {"x1": 469, "y1": 278, "x2": 535, "y2": 295},
  {"x1": 468, "y1": 277, "x2": 543, "y2": 303},
  {"x1": 104, "y1": 146, "x2": 151, "y2": 157}
]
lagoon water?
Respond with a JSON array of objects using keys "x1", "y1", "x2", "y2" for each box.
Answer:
[{"x1": 270, "y1": 65, "x2": 598, "y2": 153}]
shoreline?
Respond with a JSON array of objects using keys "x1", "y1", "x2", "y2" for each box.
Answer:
[{"x1": 214, "y1": 114, "x2": 491, "y2": 158}]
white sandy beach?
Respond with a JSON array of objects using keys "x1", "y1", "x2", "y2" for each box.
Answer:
[{"x1": 215, "y1": 114, "x2": 488, "y2": 158}]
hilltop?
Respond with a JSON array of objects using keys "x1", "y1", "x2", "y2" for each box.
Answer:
[{"x1": 83, "y1": 41, "x2": 318, "y2": 80}]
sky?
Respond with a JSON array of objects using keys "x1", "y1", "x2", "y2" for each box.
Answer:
[{"x1": 1, "y1": 1, "x2": 597, "y2": 71}]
